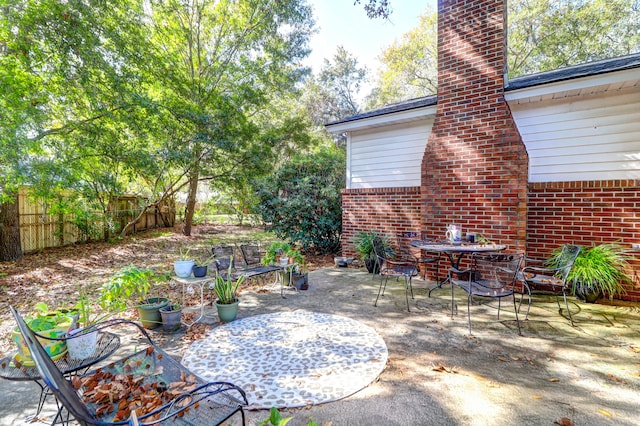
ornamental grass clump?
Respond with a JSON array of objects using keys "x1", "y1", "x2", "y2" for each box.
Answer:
[{"x1": 550, "y1": 243, "x2": 632, "y2": 299}]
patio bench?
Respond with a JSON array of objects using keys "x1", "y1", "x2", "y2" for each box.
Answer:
[
  {"x1": 10, "y1": 306, "x2": 247, "y2": 425},
  {"x1": 212, "y1": 244, "x2": 280, "y2": 282}
]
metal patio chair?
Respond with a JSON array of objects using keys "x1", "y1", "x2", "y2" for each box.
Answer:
[
  {"x1": 239, "y1": 243, "x2": 262, "y2": 267},
  {"x1": 212, "y1": 245, "x2": 236, "y2": 278},
  {"x1": 373, "y1": 236, "x2": 418, "y2": 312},
  {"x1": 450, "y1": 253, "x2": 524, "y2": 335},
  {"x1": 519, "y1": 244, "x2": 581, "y2": 326},
  {"x1": 396, "y1": 232, "x2": 440, "y2": 280},
  {"x1": 238, "y1": 243, "x2": 281, "y2": 284},
  {"x1": 10, "y1": 306, "x2": 247, "y2": 425}
]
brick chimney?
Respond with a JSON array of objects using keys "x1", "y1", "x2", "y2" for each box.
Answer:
[{"x1": 422, "y1": 0, "x2": 528, "y2": 251}]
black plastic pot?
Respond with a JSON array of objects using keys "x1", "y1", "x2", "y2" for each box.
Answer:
[
  {"x1": 293, "y1": 272, "x2": 308, "y2": 290},
  {"x1": 364, "y1": 257, "x2": 380, "y2": 274},
  {"x1": 575, "y1": 285, "x2": 602, "y2": 303},
  {"x1": 192, "y1": 265, "x2": 208, "y2": 278}
]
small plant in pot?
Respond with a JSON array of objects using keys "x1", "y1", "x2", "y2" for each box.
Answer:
[
  {"x1": 66, "y1": 288, "x2": 111, "y2": 360},
  {"x1": 214, "y1": 257, "x2": 245, "y2": 323},
  {"x1": 192, "y1": 252, "x2": 216, "y2": 278},
  {"x1": 159, "y1": 303, "x2": 183, "y2": 332},
  {"x1": 287, "y1": 249, "x2": 309, "y2": 290},
  {"x1": 174, "y1": 247, "x2": 195, "y2": 278},
  {"x1": 262, "y1": 241, "x2": 292, "y2": 266},
  {"x1": 352, "y1": 231, "x2": 394, "y2": 274},
  {"x1": 11, "y1": 303, "x2": 77, "y2": 366},
  {"x1": 99, "y1": 265, "x2": 169, "y2": 329},
  {"x1": 548, "y1": 243, "x2": 632, "y2": 302}
]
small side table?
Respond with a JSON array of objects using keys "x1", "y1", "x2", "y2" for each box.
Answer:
[
  {"x1": 171, "y1": 275, "x2": 215, "y2": 327},
  {"x1": 0, "y1": 331, "x2": 120, "y2": 421}
]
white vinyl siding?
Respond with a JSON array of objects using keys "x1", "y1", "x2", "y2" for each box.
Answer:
[
  {"x1": 347, "y1": 120, "x2": 433, "y2": 188},
  {"x1": 510, "y1": 85, "x2": 640, "y2": 182}
]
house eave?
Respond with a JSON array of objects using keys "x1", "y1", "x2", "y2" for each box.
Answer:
[
  {"x1": 325, "y1": 102, "x2": 437, "y2": 133},
  {"x1": 505, "y1": 67, "x2": 640, "y2": 102}
]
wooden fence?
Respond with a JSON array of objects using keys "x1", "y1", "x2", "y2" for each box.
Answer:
[{"x1": 18, "y1": 188, "x2": 175, "y2": 253}]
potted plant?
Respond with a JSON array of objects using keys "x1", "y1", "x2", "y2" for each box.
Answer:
[
  {"x1": 192, "y1": 252, "x2": 215, "y2": 278},
  {"x1": 66, "y1": 288, "x2": 111, "y2": 360},
  {"x1": 262, "y1": 241, "x2": 292, "y2": 266},
  {"x1": 548, "y1": 243, "x2": 632, "y2": 302},
  {"x1": 11, "y1": 303, "x2": 77, "y2": 365},
  {"x1": 287, "y1": 249, "x2": 308, "y2": 290},
  {"x1": 159, "y1": 303, "x2": 183, "y2": 332},
  {"x1": 174, "y1": 247, "x2": 195, "y2": 278},
  {"x1": 214, "y1": 257, "x2": 245, "y2": 323},
  {"x1": 352, "y1": 231, "x2": 393, "y2": 274},
  {"x1": 99, "y1": 264, "x2": 169, "y2": 329}
]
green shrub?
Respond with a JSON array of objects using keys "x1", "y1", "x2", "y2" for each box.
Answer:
[{"x1": 255, "y1": 147, "x2": 345, "y2": 254}]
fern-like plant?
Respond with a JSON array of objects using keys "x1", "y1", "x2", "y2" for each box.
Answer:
[{"x1": 550, "y1": 243, "x2": 631, "y2": 299}]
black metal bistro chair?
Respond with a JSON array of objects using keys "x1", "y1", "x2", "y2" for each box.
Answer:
[
  {"x1": 396, "y1": 232, "x2": 440, "y2": 281},
  {"x1": 10, "y1": 306, "x2": 247, "y2": 425},
  {"x1": 519, "y1": 244, "x2": 581, "y2": 326},
  {"x1": 373, "y1": 236, "x2": 419, "y2": 312},
  {"x1": 449, "y1": 253, "x2": 524, "y2": 335}
]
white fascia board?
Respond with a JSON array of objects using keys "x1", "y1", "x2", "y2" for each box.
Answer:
[
  {"x1": 505, "y1": 68, "x2": 640, "y2": 102},
  {"x1": 325, "y1": 105, "x2": 437, "y2": 134}
]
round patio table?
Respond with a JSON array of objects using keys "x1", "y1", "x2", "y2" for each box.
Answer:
[
  {"x1": 410, "y1": 241, "x2": 507, "y2": 296},
  {"x1": 0, "y1": 331, "x2": 120, "y2": 421}
]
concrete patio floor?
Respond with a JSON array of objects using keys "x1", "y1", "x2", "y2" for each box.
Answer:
[{"x1": 2, "y1": 266, "x2": 640, "y2": 425}]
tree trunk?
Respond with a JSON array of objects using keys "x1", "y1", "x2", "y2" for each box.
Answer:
[
  {"x1": 182, "y1": 167, "x2": 199, "y2": 236},
  {"x1": 0, "y1": 194, "x2": 23, "y2": 261}
]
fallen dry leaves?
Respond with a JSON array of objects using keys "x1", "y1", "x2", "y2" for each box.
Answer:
[
  {"x1": 0, "y1": 224, "x2": 334, "y2": 356},
  {"x1": 72, "y1": 347, "x2": 199, "y2": 422},
  {"x1": 432, "y1": 364, "x2": 458, "y2": 374},
  {"x1": 554, "y1": 417, "x2": 575, "y2": 426}
]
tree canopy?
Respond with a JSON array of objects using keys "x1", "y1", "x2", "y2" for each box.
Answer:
[
  {"x1": 364, "y1": 0, "x2": 640, "y2": 106},
  {"x1": 0, "y1": 0, "x2": 316, "y2": 259}
]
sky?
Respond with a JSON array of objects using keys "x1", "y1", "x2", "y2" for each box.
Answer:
[{"x1": 304, "y1": 0, "x2": 435, "y2": 93}]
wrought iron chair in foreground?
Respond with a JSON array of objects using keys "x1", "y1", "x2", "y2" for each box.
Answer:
[
  {"x1": 519, "y1": 244, "x2": 581, "y2": 326},
  {"x1": 373, "y1": 236, "x2": 419, "y2": 312},
  {"x1": 10, "y1": 306, "x2": 247, "y2": 425},
  {"x1": 449, "y1": 253, "x2": 524, "y2": 335}
]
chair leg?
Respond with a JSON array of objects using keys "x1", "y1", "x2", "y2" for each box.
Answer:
[
  {"x1": 497, "y1": 298, "x2": 502, "y2": 320},
  {"x1": 518, "y1": 282, "x2": 532, "y2": 320},
  {"x1": 404, "y1": 276, "x2": 411, "y2": 312},
  {"x1": 408, "y1": 276, "x2": 415, "y2": 300},
  {"x1": 512, "y1": 294, "x2": 522, "y2": 335},
  {"x1": 373, "y1": 275, "x2": 387, "y2": 306},
  {"x1": 562, "y1": 289, "x2": 574, "y2": 326},
  {"x1": 467, "y1": 294, "x2": 472, "y2": 335}
]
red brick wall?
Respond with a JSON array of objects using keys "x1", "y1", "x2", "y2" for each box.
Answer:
[
  {"x1": 528, "y1": 180, "x2": 640, "y2": 301},
  {"x1": 341, "y1": 187, "x2": 422, "y2": 258},
  {"x1": 421, "y1": 0, "x2": 528, "y2": 252}
]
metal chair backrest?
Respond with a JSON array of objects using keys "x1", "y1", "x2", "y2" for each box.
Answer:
[
  {"x1": 473, "y1": 253, "x2": 524, "y2": 290},
  {"x1": 240, "y1": 244, "x2": 261, "y2": 266},
  {"x1": 554, "y1": 244, "x2": 582, "y2": 283},
  {"x1": 10, "y1": 306, "x2": 97, "y2": 425},
  {"x1": 212, "y1": 245, "x2": 235, "y2": 272},
  {"x1": 371, "y1": 236, "x2": 388, "y2": 272}
]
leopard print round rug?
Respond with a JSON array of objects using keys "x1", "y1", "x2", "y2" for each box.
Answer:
[{"x1": 182, "y1": 310, "x2": 388, "y2": 409}]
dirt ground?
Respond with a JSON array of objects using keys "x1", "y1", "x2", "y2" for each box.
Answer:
[{"x1": 0, "y1": 224, "x2": 335, "y2": 356}]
